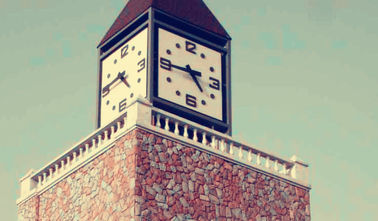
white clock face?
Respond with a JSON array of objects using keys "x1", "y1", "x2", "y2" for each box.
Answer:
[
  {"x1": 158, "y1": 28, "x2": 223, "y2": 121},
  {"x1": 100, "y1": 28, "x2": 148, "y2": 127}
]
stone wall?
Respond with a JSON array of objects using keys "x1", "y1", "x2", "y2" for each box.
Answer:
[
  {"x1": 18, "y1": 128, "x2": 310, "y2": 220},
  {"x1": 17, "y1": 195, "x2": 39, "y2": 220},
  {"x1": 17, "y1": 131, "x2": 139, "y2": 221},
  {"x1": 134, "y1": 129, "x2": 311, "y2": 221}
]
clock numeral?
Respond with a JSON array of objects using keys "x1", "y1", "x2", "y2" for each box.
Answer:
[
  {"x1": 186, "y1": 41, "x2": 197, "y2": 54},
  {"x1": 121, "y1": 45, "x2": 129, "y2": 58},
  {"x1": 102, "y1": 87, "x2": 110, "y2": 97},
  {"x1": 119, "y1": 98, "x2": 127, "y2": 112},
  {"x1": 186, "y1": 94, "x2": 197, "y2": 108},
  {"x1": 209, "y1": 77, "x2": 220, "y2": 90},
  {"x1": 137, "y1": 58, "x2": 146, "y2": 72},
  {"x1": 160, "y1": 57, "x2": 172, "y2": 71}
]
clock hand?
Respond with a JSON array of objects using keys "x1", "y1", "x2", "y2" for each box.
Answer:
[
  {"x1": 186, "y1": 65, "x2": 201, "y2": 77},
  {"x1": 171, "y1": 64, "x2": 201, "y2": 76},
  {"x1": 102, "y1": 71, "x2": 126, "y2": 92},
  {"x1": 171, "y1": 64, "x2": 188, "y2": 73},
  {"x1": 118, "y1": 71, "x2": 126, "y2": 78},
  {"x1": 120, "y1": 74, "x2": 130, "y2": 88},
  {"x1": 170, "y1": 63, "x2": 203, "y2": 92},
  {"x1": 186, "y1": 65, "x2": 203, "y2": 92}
]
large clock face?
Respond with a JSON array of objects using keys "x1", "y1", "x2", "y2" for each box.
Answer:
[
  {"x1": 157, "y1": 28, "x2": 224, "y2": 121},
  {"x1": 100, "y1": 28, "x2": 148, "y2": 127}
]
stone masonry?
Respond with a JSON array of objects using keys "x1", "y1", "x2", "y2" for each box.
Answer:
[{"x1": 18, "y1": 128, "x2": 311, "y2": 220}]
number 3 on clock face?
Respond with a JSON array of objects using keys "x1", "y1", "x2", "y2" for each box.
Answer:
[
  {"x1": 209, "y1": 77, "x2": 220, "y2": 90},
  {"x1": 157, "y1": 28, "x2": 224, "y2": 121}
]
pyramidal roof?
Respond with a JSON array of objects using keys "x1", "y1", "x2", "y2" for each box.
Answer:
[{"x1": 99, "y1": 0, "x2": 230, "y2": 47}]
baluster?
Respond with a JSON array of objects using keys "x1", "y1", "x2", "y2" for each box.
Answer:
[
  {"x1": 111, "y1": 125, "x2": 116, "y2": 137},
  {"x1": 104, "y1": 130, "x2": 109, "y2": 141},
  {"x1": 49, "y1": 168, "x2": 53, "y2": 179},
  {"x1": 220, "y1": 139, "x2": 226, "y2": 152},
  {"x1": 156, "y1": 114, "x2": 161, "y2": 128},
  {"x1": 80, "y1": 147, "x2": 84, "y2": 159},
  {"x1": 61, "y1": 160, "x2": 65, "y2": 172},
  {"x1": 274, "y1": 160, "x2": 279, "y2": 172},
  {"x1": 230, "y1": 142, "x2": 234, "y2": 155},
  {"x1": 183, "y1": 125, "x2": 189, "y2": 138},
  {"x1": 281, "y1": 164, "x2": 287, "y2": 175},
  {"x1": 265, "y1": 156, "x2": 270, "y2": 168},
  {"x1": 97, "y1": 134, "x2": 102, "y2": 147},
  {"x1": 164, "y1": 117, "x2": 170, "y2": 131},
  {"x1": 92, "y1": 138, "x2": 97, "y2": 149},
  {"x1": 193, "y1": 129, "x2": 198, "y2": 142},
  {"x1": 290, "y1": 164, "x2": 296, "y2": 179},
  {"x1": 73, "y1": 151, "x2": 77, "y2": 162},
  {"x1": 202, "y1": 132, "x2": 207, "y2": 145},
  {"x1": 256, "y1": 153, "x2": 261, "y2": 165},
  {"x1": 211, "y1": 135, "x2": 216, "y2": 149},
  {"x1": 239, "y1": 146, "x2": 243, "y2": 159},
  {"x1": 248, "y1": 149, "x2": 252, "y2": 162},
  {"x1": 66, "y1": 156, "x2": 70, "y2": 167},
  {"x1": 43, "y1": 172, "x2": 47, "y2": 184},
  {"x1": 85, "y1": 143, "x2": 89, "y2": 155},
  {"x1": 174, "y1": 121, "x2": 179, "y2": 135},
  {"x1": 38, "y1": 176, "x2": 42, "y2": 187},
  {"x1": 117, "y1": 121, "x2": 121, "y2": 131},
  {"x1": 55, "y1": 164, "x2": 59, "y2": 175}
]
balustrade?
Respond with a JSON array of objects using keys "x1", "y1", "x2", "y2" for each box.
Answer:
[
  {"x1": 18, "y1": 100, "x2": 308, "y2": 205},
  {"x1": 152, "y1": 110, "x2": 296, "y2": 180},
  {"x1": 29, "y1": 115, "x2": 128, "y2": 189}
]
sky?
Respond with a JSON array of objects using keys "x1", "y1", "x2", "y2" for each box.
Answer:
[{"x1": 1, "y1": 0, "x2": 377, "y2": 220}]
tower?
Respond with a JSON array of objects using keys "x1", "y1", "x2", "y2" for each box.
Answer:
[
  {"x1": 96, "y1": 0, "x2": 231, "y2": 134},
  {"x1": 17, "y1": 1, "x2": 311, "y2": 220}
]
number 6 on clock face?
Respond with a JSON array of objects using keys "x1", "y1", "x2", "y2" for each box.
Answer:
[
  {"x1": 157, "y1": 28, "x2": 224, "y2": 121},
  {"x1": 186, "y1": 94, "x2": 197, "y2": 107}
]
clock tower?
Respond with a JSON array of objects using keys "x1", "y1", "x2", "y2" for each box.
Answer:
[
  {"x1": 96, "y1": 0, "x2": 232, "y2": 134},
  {"x1": 17, "y1": 1, "x2": 311, "y2": 220}
]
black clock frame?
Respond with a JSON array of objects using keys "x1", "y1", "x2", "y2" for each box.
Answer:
[
  {"x1": 97, "y1": 25, "x2": 149, "y2": 129},
  {"x1": 97, "y1": 8, "x2": 232, "y2": 134},
  {"x1": 152, "y1": 24, "x2": 228, "y2": 133}
]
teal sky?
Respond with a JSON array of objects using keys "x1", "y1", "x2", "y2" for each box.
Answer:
[{"x1": 1, "y1": 0, "x2": 377, "y2": 220}]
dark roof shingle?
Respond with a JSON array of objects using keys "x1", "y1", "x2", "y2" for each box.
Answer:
[{"x1": 99, "y1": 0, "x2": 229, "y2": 47}]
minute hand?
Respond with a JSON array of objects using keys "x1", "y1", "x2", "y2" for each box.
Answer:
[
  {"x1": 103, "y1": 71, "x2": 125, "y2": 91},
  {"x1": 171, "y1": 64, "x2": 201, "y2": 76}
]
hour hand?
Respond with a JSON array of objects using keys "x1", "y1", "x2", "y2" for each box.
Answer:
[
  {"x1": 120, "y1": 74, "x2": 130, "y2": 88},
  {"x1": 171, "y1": 63, "x2": 203, "y2": 92},
  {"x1": 186, "y1": 65, "x2": 203, "y2": 92},
  {"x1": 186, "y1": 65, "x2": 201, "y2": 77}
]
